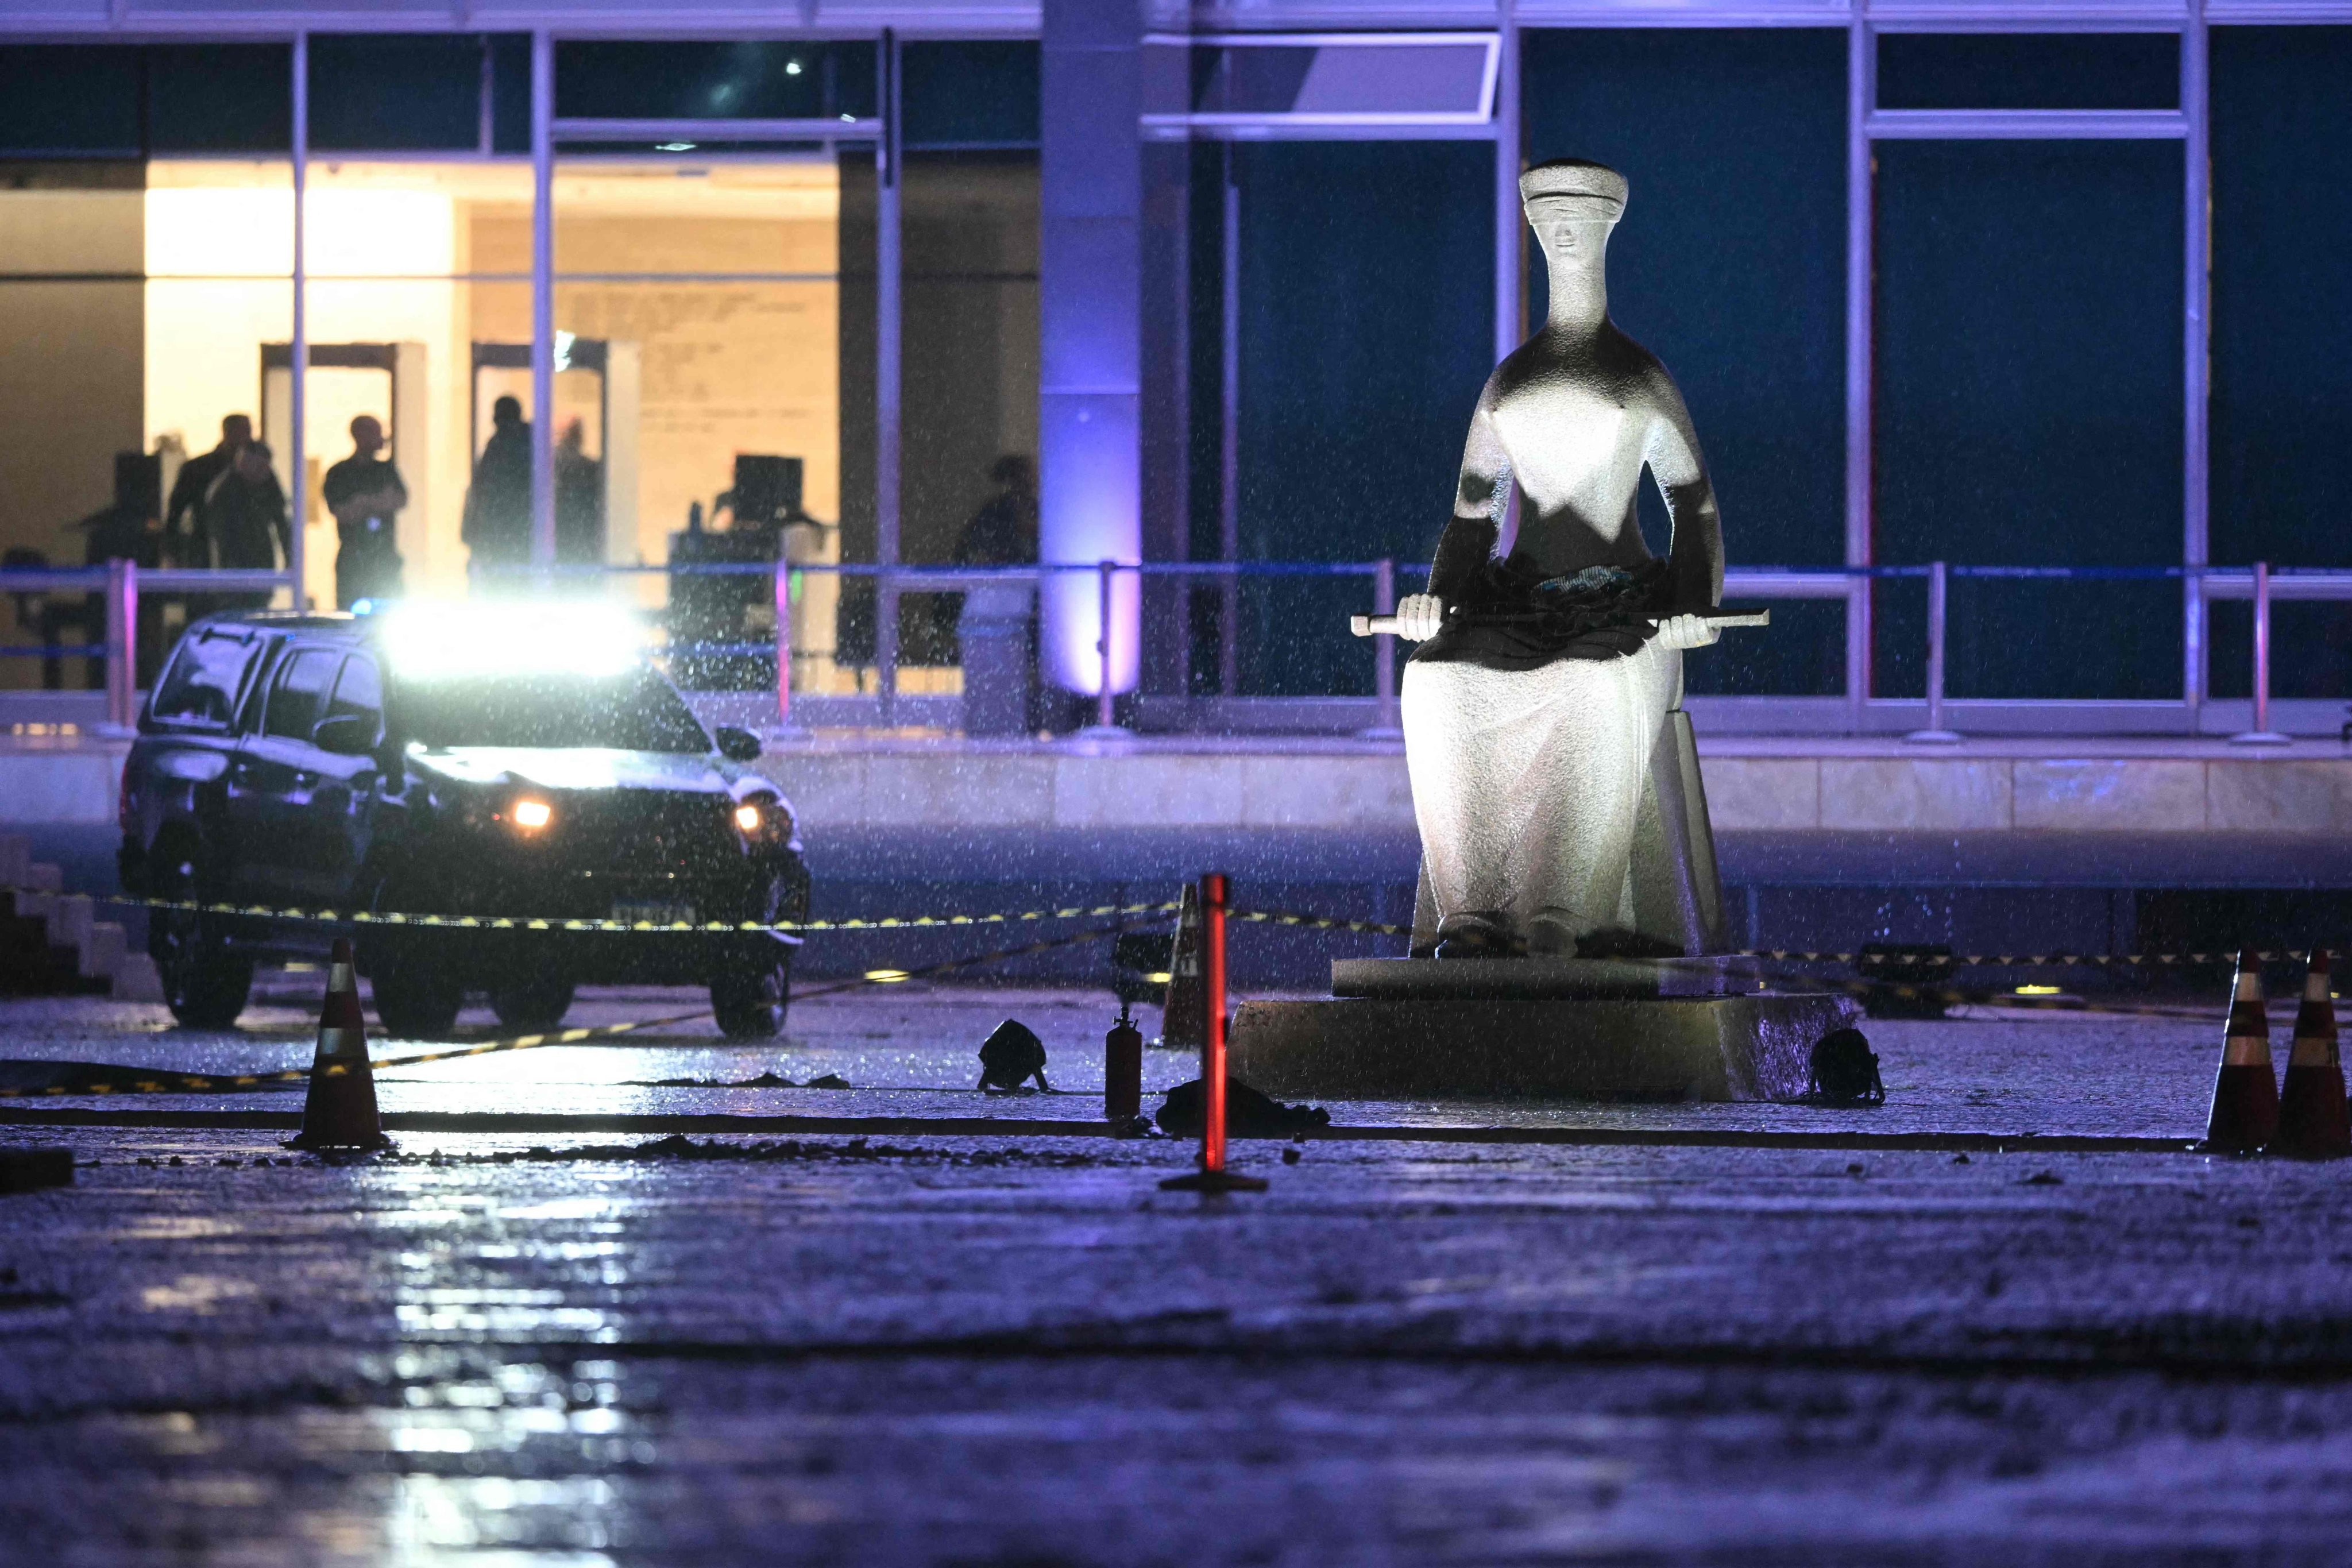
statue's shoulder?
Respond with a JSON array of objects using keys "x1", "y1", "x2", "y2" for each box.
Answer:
[
  {"x1": 1600, "y1": 323, "x2": 1689, "y2": 406},
  {"x1": 1488, "y1": 327, "x2": 1668, "y2": 408}
]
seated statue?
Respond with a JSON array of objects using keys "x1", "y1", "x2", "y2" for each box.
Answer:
[{"x1": 1393, "y1": 158, "x2": 1728, "y2": 960}]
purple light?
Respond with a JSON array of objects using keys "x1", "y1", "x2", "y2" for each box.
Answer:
[{"x1": 1038, "y1": 396, "x2": 1141, "y2": 696}]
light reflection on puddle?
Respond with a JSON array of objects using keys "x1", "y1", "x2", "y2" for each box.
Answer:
[
  {"x1": 139, "y1": 1275, "x2": 260, "y2": 1312},
  {"x1": 373, "y1": 1366, "x2": 640, "y2": 1559}
]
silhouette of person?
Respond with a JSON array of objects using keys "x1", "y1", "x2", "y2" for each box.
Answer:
[
  {"x1": 323, "y1": 414, "x2": 407, "y2": 608},
  {"x1": 463, "y1": 395, "x2": 534, "y2": 574},
  {"x1": 197, "y1": 440, "x2": 291, "y2": 611},
  {"x1": 553, "y1": 418, "x2": 604, "y2": 566},
  {"x1": 164, "y1": 414, "x2": 253, "y2": 571},
  {"x1": 953, "y1": 455, "x2": 1041, "y2": 733},
  {"x1": 953, "y1": 454, "x2": 1040, "y2": 567}
]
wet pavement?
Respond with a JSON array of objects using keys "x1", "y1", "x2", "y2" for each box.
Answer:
[{"x1": 7, "y1": 979, "x2": 2352, "y2": 1564}]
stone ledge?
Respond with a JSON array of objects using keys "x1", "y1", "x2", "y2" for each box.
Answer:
[{"x1": 10, "y1": 737, "x2": 2349, "y2": 836}]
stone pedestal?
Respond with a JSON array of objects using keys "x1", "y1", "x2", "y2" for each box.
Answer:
[{"x1": 1228, "y1": 959, "x2": 1859, "y2": 1103}]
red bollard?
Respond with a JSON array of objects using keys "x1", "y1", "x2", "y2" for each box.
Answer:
[{"x1": 1161, "y1": 872, "x2": 1266, "y2": 1193}]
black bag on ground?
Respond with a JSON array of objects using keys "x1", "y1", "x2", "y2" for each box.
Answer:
[
  {"x1": 1156, "y1": 1076, "x2": 1330, "y2": 1138},
  {"x1": 1806, "y1": 1027, "x2": 1884, "y2": 1105},
  {"x1": 977, "y1": 1019, "x2": 1051, "y2": 1092}
]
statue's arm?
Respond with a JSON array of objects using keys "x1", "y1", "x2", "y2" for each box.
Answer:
[
  {"x1": 1404, "y1": 395, "x2": 1509, "y2": 638},
  {"x1": 1642, "y1": 370, "x2": 1724, "y2": 611}
]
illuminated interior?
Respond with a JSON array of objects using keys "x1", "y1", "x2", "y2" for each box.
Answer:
[{"x1": 136, "y1": 157, "x2": 842, "y2": 619}]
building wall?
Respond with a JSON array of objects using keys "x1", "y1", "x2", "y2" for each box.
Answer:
[{"x1": 0, "y1": 170, "x2": 145, "y2": 623}]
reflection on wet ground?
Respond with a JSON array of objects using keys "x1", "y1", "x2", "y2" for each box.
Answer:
[
  {"x1": 9, "y1": 984, "x2": 2352, "y2": 1562},
  {"x1": 0, "y1": 978, "x2": 2250, "y2": 1138}
]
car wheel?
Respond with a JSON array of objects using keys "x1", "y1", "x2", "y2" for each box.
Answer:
[
  {"x1": 146, "y1": 847, "x2": 253, "y2": 1030},
  {"x1": 491, "y1": 976, "x2": 576, "y2": 1035},
  {"x1": 370, "y1": 948, "x2": 464, "y2": 1040},
  {"x1": 712, "y1": 948, "x2": 791, "y2": 1040}
]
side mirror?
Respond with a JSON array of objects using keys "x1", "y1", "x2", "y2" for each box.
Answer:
[
  {"x1": 314, "y1": 713, "x2": 379, "y2": 756},
  {"x1": 714, "y1": 725, "x2": 762, "y2": 762}
]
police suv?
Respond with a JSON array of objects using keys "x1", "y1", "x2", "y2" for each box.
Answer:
[{"x1": 117, "y1": 602, "x2": 808, "y2": 1040}]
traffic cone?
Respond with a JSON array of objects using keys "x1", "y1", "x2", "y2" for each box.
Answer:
[
  {"x1": 2203, "y1": 948, "x2": 2279, "y2": 1154},
  {"x1": 289, "y1": 938, "x2": 387, "y2": 1150},
  {"x1": 2272, "y1": 949, "x2": 2349, "y2": 1160},
  {"x1": 1159, "y1": 882, "x2": 1205, "y2": 1053}
]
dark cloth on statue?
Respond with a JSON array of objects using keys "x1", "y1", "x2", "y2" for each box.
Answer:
[{"x1": 1412, "y1": 543, "x2": 1676, "y2": 671}]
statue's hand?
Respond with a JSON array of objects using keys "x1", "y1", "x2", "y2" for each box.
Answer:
[
  {"x1": 1654, "y1": 613, "x2": 1721, "y2": 651},
  {"x1": 1393, "y1": 594, "x2": 1445, "y2": 641}
]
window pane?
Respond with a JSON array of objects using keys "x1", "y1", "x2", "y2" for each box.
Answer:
[
  {"x1": 310, "y1": 35, "x2": 483, "y2": 153},
  {"x1": 0, "y1": 47, "x2": 140, "y2": 155},
  {"x1": 142, "y1": 161, "x2": 297, "y2": 603},
  {"x1": 1875, "y1": 140, "x2": 2182, "y2": 700},
  {"x1": 148, "y1": 45, "x2": 292, "y2": 155},
  {"x1": 2212, "y1": 26, "x2": 2352, "y2": 701},
  {"x1": 1878, "y1": 32, "x2": 2180, "y2": 112},
  {"x1": 903, "y1": 41, "x2": 1040, "y2": 148},
  {"x1": 536, "y1": 153, "x2": 848, "y2": 695},
  {"x1": 266, "y1": 647, "x2": 337, "y2": 739},
  {"x1": 0, "y1": 164, "x2": 146, "y2": 686},
  {"x1": 151, "y1": 629, "x2": 256, "y2": 727},
  {"x1": 2212, "y1": 27, "x2": 2352, "y2": 570},
  {"x1": 1524, "y1": 28, "x2": 1848, "y2": 697},
  {"x1": 294, "y1": 161, "x2": 531, "y2": 603},
  {"x1": 900, "y1": 150, "x2": 1038, "y2": 671},
  {"x1": 1233, "y1": 139, "x2": 1492, "y2": 697},
  {"x1": 555, "y1": 41, "x2": 876, "y2": 122},
  {"x1": 489, "y1": 35, "x2": 532, "y2": 155},
  {"x1": 327, "y1": 654, "x2": 383, "y2": 736}
]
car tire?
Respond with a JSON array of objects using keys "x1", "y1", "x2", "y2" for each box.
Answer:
[
  {"x1": 371, "y1": 949, "x2": 464, "y2": 1041},
  {"x1": 146, "y1": 847, "x2": 253, "y2": 1031},
  {"x1": 712, "y1": 948, "x2": 791, "y2": 1040},
  {"x1": 491, "y1": 977, "x2": 576, "y2": 1036}
]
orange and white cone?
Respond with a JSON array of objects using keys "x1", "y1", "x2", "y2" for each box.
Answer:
[
  {"x1": 2271, "y1": 949, "x2": 2349, "y2": 1160},
  {"x1": 2203, "y1": 948, "x2": 2279, "y2": 1154},
  {"x1": 1159, "y1": 882, "x2": 1205, "y2": 1053},
  {"x1": 290, "y1": 937, "x2": 387, "y2": 1150}
]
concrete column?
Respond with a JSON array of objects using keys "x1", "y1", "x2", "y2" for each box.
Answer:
[{"x1": 1038, "y1": 0, "x2": 1142, "y2": 698}]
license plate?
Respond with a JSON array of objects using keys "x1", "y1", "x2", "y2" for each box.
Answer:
[{"x1": 614, "y1": 900, "x2": 698, "y2": 928}]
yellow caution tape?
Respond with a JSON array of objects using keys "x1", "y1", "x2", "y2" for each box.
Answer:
[
  {"x1": 0, "y1": 919, "x2": 1141, "y2": 1098},
  {"x1": 4, "y1": 886, "x2": 1177, "y2": 938},
  {"x1": 1229, "y1": 907, "x2": 2332, "y2": 971}
]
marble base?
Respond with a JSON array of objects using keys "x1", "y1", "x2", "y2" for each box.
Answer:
[
  {"x1": 1229, "y1": 983, "x2": 1861, "y2": 1103},
  {"x1": 1331, "y1": 956, "x2": 1740, "y2": 1001}
]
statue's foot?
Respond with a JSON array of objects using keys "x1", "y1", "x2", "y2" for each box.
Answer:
[
  {"x1": 1574, "y1": 926, "x2": 1686, "y2": 961},
  {"x1": 1434, "y1": 914, "x2": 1523, "y2": 960},
  {"x1": 1526, "y1": 916, "x2": 1579, "y2": 957}
]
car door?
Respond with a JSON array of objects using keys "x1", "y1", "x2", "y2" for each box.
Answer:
[
  {"x1": 226, "y1": 643, "x2": 341, "y2": 902},
  {"x1": 303, "y1": 652, "x2": 387, "y2": 901},
  {"x1": 133, "y1": 625, "x2": 265, "y2": 875}
]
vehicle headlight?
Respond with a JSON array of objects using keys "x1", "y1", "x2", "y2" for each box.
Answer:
[
  {"x1": 734, "y1": 802, "x2": 764, "y2": 835},
  {"x1": 510, "y1": 797, "x2": 554, "y2": 833}
]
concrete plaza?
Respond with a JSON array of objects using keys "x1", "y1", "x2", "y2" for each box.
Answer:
[{"x1": 4, "y1": 981, "x2": 2352, "y2": 1563}]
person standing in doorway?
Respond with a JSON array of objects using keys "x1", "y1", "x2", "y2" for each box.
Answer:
[
  {"x1": 553, "y1": 417, "x2": 604, "y2": 566},
  {"x1": 323, "y1": 415, "x2": 408, "y2": 609},
  {"x1": 463, "y1": 395, "x2": 534, "y2": 578},
  {"x1": 163, "y1": 414, "x2": 253, "y2": 571},
  {"x1": 196, "y1": 441, "x2": 292, "y2": 612}
]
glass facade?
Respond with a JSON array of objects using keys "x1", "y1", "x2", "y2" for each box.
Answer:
[{"x1": 0, "y1": 18, "x2": 2347, "y2": 720}]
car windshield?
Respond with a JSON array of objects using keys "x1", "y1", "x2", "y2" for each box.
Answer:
[{"x1": 397, "y1": 666, "x2": 713, "y2": 754}]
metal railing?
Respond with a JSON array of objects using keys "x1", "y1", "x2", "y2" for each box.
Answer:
[
  {"x1": 0, "y1": 565, "x2": 294, "y2": 731},
  {"x1": 7, "y1": 559, "x2": 2348, "y2": 740}
]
